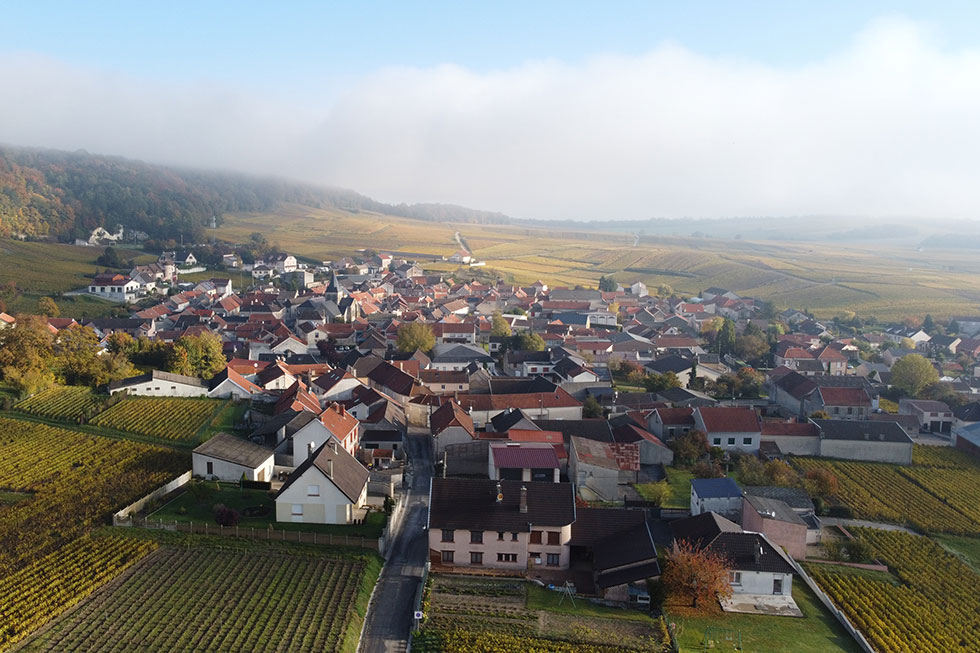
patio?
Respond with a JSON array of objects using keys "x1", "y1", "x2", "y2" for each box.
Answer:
[{"x1": 719, "y1": 593, "x2": 803, "y2": 617}]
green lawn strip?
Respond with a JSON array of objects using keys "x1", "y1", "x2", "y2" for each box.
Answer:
[
  {"x1": 932, "y1": 533, "x2": 980, "y2": 573},
  {"x1": 191, "y1": 399, "x2": 233, "y2": 444},
  {"x1": 668, "y1": 582, "x2": 862, "y2": 653},
  {"x1": 802, "y1": 561, "x2": 902, "y2": 586},
  {"x1": 147, "y1": 481, "x2": 387, "y2": 537},
  {"x1": 340, "y1": 554, "x2": 384, "y2": 653},
  {"x1": 198, "y1": 400, "x2": 248, "y2": 443},
  {"x1": 663, "y1": 467, "x2": 694, "y2": 509},
  {"x1": 0, "y1": 490, "x2": 32, "y2": 506},
  {"x1": 0, "y1": 409, "x2": 195, "y2": 451},
  {"x1": 526, "y1": 584, "x2": 656, "y2": 623}
]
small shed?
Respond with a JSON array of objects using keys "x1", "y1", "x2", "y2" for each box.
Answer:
[{"x1": 192, "y1": 432, "x2": 275, "y2": 482}]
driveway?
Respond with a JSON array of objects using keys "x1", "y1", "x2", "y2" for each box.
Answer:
[{"x1": 359, "y1": 429, "x2": 433, "y2": 653}]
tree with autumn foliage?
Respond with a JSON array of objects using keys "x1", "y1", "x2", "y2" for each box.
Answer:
[{"x1": 663, "y1": 539, "x2": 733, "y2": 609}]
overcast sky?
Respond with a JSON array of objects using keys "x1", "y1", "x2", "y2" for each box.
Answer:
[{"x1": 2, "y1": 3, "x2": 980, "y2": 220}]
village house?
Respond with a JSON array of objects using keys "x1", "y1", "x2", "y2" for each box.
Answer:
[
  {"x1": 275, "y1": 439, "x2": 369, "y2": 525},
  {"x1": 430, "y1": 400, "x2": 477, "y2": 455},
  {"x1": 690, "y1": 477, "x2": 742, "y2": 520},
  {"x1": 693, "y1": 406, "x2": 762, "y2": 454},
  {"x1": 671, "y1": 512, "x2": 797, "y2": 602},
  {"x1": 427, "y1": 478, "x2": 576, "y2": 572},
  {"x1": 488, "y1": 442, "x2": 561, "y2": 483},
  {"x1": 899, "y1": 398, "x2": 953, "y2": 435}
]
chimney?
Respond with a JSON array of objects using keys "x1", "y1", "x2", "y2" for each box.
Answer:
[
  {"x1": 753, "y1": 543, "x2": 762, "y2": 564},
  {"x1": 496, "y1": 482, "x2": 503, "y2": 503},
  {"x1": 307, "y1": 442, "x2": 315, "y2": 460},
  {"x1": 520, "y1": 485, "x2": 528, "y2": 513},
  {"x1": 326, "y1": 459, "x2": 333, "y2": 478},
  {"x1": 331, "y1": 439, "x2": 338, "y2": 454}
]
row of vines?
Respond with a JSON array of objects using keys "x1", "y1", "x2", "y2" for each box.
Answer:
[
  {"x1": 90, "y1": 398, "x2": 222, "y2": 441},
  {"x1": 808, "y1": 529, "x2": 980, "y2": 653},
  {"x1": 0, "y1": 417, "x2": 188, "y2": 649},
  {"x1": 14, "y1": 386, "x2": 108, "y2": 421},
  {"x1": 21, "y1": 547, "x2": 365, "y2": 653},
  {"x1": 792, "y1": 446, "x2": 980, "y2": 535}
]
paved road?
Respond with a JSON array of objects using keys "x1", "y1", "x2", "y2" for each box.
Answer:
[{"x1": 359, "y1": 429, "x2": 433, "y2": 653}]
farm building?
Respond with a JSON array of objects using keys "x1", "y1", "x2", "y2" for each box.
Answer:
[
  {"x1": 109, "y1": 370, "x2": 208, "y2": 397},
  {"x1": 275, "y1": 440, "x2": 370, "y2": 525},
  {"x1": 192, "y1": 432, "x2": 275, "y2": 482}
]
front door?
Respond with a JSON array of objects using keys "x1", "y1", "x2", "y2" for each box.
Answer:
[{"x1": 773, "y1": 577, "x2": 783, "y2": 595}]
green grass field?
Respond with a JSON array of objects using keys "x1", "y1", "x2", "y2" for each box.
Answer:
[
  {"x1": 0, "y1": 239, "x2": 150, "y2": 318},
  {"x1": 668, "y1": 582, "x2": 861, "y2": 653}
]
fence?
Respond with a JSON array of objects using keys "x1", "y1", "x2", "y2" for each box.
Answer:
[
  {"x1": 113, "y1": 471, "x2": 192, "y2": 526},
  {"x1": 133, "y1": 518, "x2": 380, "y2": 552},
  {"x1": 790, "y1": 558, "x2": 876, "y2": 653}
]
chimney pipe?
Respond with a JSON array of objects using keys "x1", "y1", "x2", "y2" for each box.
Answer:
[
  {"x1": 331, "y1": 439, "x2": 338, "y2": 454},
  {"x1": 307, "y1": 441, "x2": 315, "y2": 460},
  {"x1": 520, "y1": 485, "x2": 528, "y2": 513},
  {"x1": 326, "y1": 459, "x2": 333, "y2": 478}
]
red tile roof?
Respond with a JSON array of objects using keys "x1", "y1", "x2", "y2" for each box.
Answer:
[
  {"x1": 817, "y1": 387, "x2": 870, "y2": 407},
  {"x1": 490, "y1": 443, "x2": 560, "y2": 469},
  {"x1": 760, "y1": 421, "x2": 819, "y2": 437},
  {"x1": 697, "y1": 407, "x2": 761, "y2": 433}
]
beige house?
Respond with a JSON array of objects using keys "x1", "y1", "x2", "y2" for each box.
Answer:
[
  {"x1": 275, "y1": 440, "x2": 369, "y2": 524},
  {"x1": 427, "y1": 478, "x2": 575, "y2": 572}
]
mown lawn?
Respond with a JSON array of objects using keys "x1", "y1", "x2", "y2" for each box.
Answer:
[
  {"x1": 526, "y1": 584, "x2": 656, "y2": 622},
  {"x1": 933, "y1": 533, "x2": 980, "y2": 572},
  {"x1": 148, "y1": 482, "x2": 387, "y2": 537},
  {"x1": 663, "y1": 467, "x2": 694, "y2": 509},
  {"x1": 668, "y1": 582, "x2": 861, "y2": 653}
]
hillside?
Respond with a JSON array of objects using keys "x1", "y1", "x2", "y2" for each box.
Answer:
[{"x1": 0, "y1": 145, "x2": 512, "y2": 242}]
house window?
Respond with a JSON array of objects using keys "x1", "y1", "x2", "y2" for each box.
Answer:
[
  {"x1": 847, "y1": 407, "x2": 853, "y2": 415},
  {"x1": 547, "y1": 531, "x2": 560, "y2": 546},
  {"x1": 727, "y1": 438, "x2": 735, "y2": 446},
  {"x1": 291, "y1": 504, "x2": 303, "y2": 516},
  {"x1": 833, "y1": 407, "x2": 840, "y2": 414},
  {"x1": 470, "y1": 552, "x2": 483, "y2": 565},
  {"x1": 497, "y1": 553, "x2": 518, "y2": 563},
  {"x1": 511, "y1": 532, "x2": 519, "y2": 541},
  {"x1": 729, "y1": 571, "x2": 742, "y2": 585},
  {"x1": 497, "y1": 531, "x2": 505, "y2": 541},
  {"x1": 441, "y1": 529, "x2": 454, "y2": 543},
  {"x1": 743, "y1": 437, "x2": 752, "y2": 445},
  {"x1": 470, "y1": 530, "x2": 483, "y2": 544},
  {"x1": 441, "y1": 550, "x2": 454, "y2": 564},
  {"x1": 667, "y1": 428, "x2": 675, "y2": 437},
  {"x1": 713, "y1": 438, "x2": 722, "y2": 446},
  {"x1": 530, "y1": 531, "x2": 543, "y2": 544},
  {"x1": 206, "y1": 461, "x2": 213, "y2": 475},
  {"x1": 307, "y1": 485, "x2": 320, "y2": 497},
  {"x1": 546, "y1": 553, "x2": 561, "y2": 567}
]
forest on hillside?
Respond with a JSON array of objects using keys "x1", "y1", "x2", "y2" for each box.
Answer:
[{"x1": 0, "y1": 145, "x2": 512, "y2": 242}]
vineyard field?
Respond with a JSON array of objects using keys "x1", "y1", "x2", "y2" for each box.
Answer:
[
  {"x1": 14, "y1": 386, "x2": 107, "y2": 421},
  {"x1": 0, "y1": 417, "x2": 188, "y2": 649},
  {"x1": 0, "y1": 534, "x2": 155, "y2": 650},
  {"x1": 807, "y1": 529, "x2": 980, "y2": 653},
  {"x1": 792, "y1": 446, "x2": 980, "y2": 535},
  {"x1": 20, "y1": 546, "x2": 368, "y2": 653},
  {"x1": 90, "y1": 398, "x2": 223, "y2": 442}
]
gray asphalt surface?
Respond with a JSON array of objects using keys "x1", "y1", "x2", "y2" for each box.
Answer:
[{"x1": 359, "y1": 429, "x2": 432, "y2": 653}]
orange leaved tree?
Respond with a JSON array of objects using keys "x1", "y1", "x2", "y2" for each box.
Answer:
[{"x1": 663, "y1": 540, "x2": 733, "y2": 610}]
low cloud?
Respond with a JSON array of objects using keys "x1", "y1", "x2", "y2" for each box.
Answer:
[{"x1": 2, "y1": 17, "x2": 979, "y2": 220}]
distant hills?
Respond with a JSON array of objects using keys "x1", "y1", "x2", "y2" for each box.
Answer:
[
  {"x1": 0, "y1": 145, "x2": 512, "y2": 243},
  {"x1": 2, "y1": 143, "x2": 979, "y2": 249}
]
